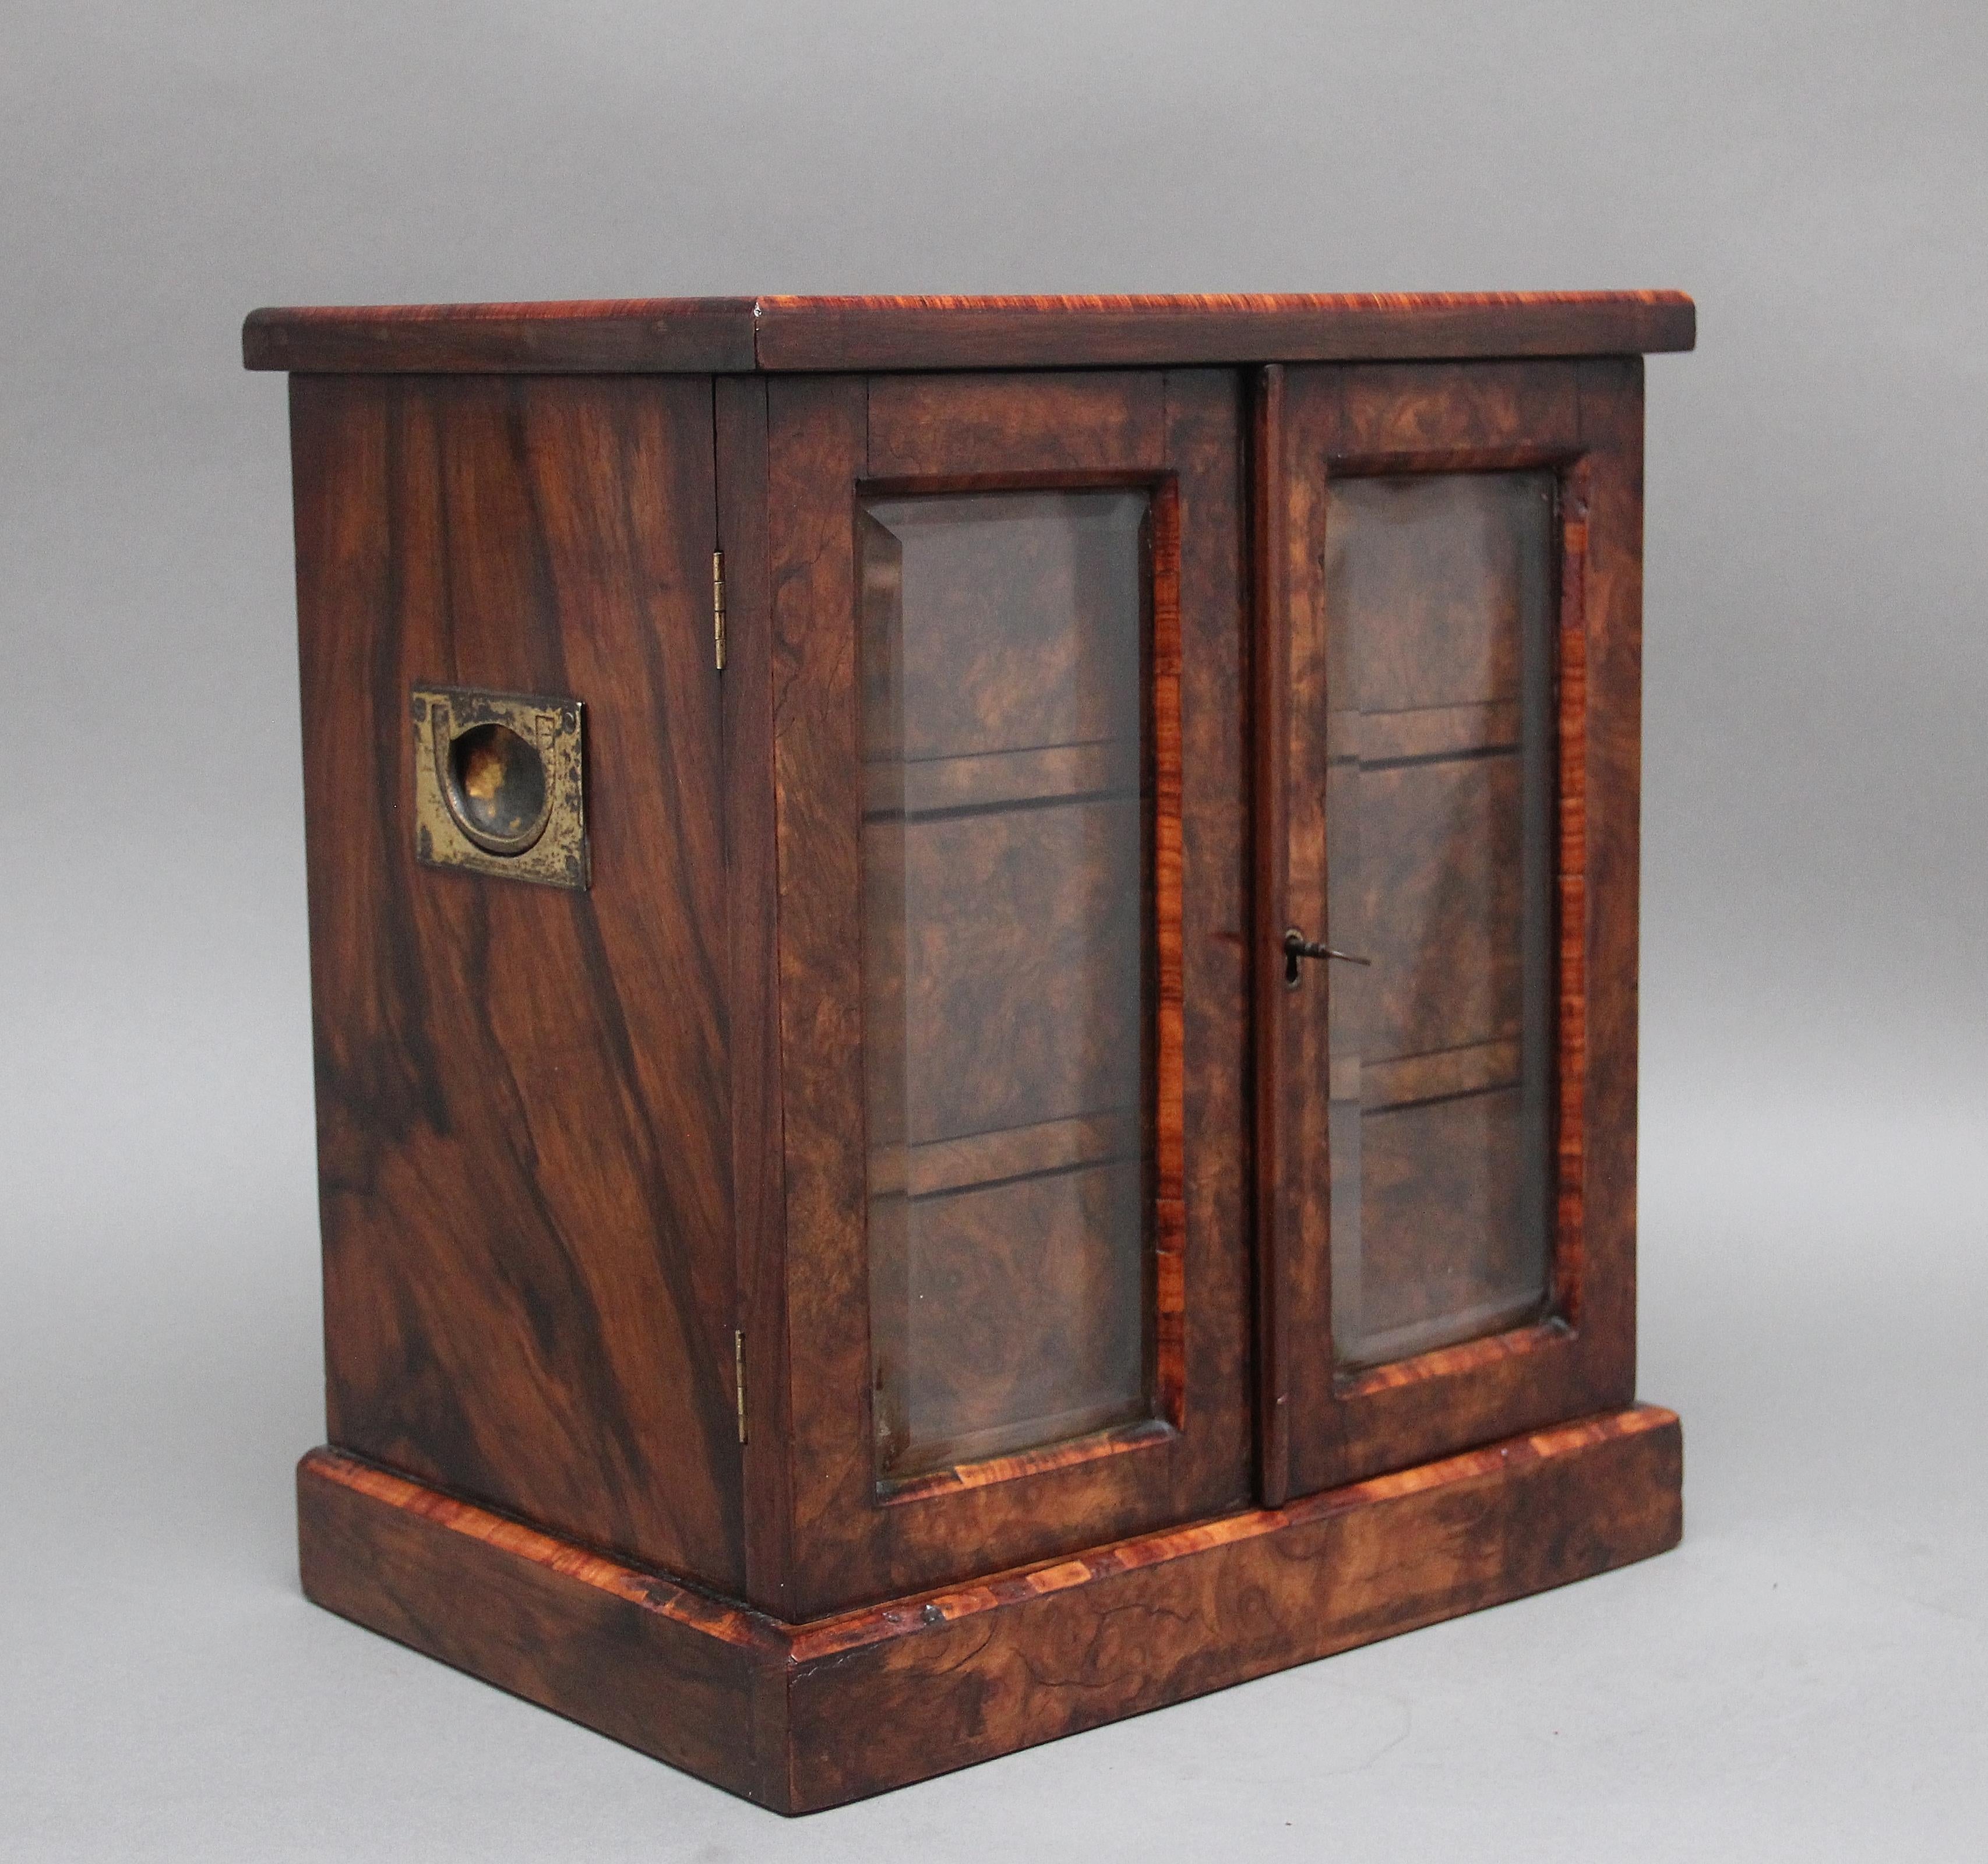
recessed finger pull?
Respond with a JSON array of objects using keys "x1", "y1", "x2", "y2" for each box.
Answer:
[{"x1": 412, "y1": 684, "x2": 590, "y2": 891}]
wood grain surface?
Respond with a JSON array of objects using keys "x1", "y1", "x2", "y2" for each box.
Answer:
[
  {"x1": 297, "y1": 1448, "x2": 787, "y2": 1809},
  {"x1": 290, "y1": 373, "x2": 745, "y2": 1591},
  {"x1": 272, "y1": 336, "x2": 1680, "y2": 1806},
  {"x1": 246, "y1": 298, "x2": 757, "y2": 373},
  {"x1": 245, "y1": 291, "x2": 1695, "y2": 375},
  {"x1": 761, "y1": 370, "x2": 1252, "y2": 1617},
  {"x1": 1567, "y1": 358, "x2": 1647, "y2": 1362},
  {"x1": 1259, "y1": 359, "x2": 1644, "y2": 1499},
  {"x1": 1249, "y1": 363, "x2": 1296, "y2": 1506},
  {"x1": 714, "y1": 375, "x2": 796, "y2": 1618},
  {"x1": 298, "y1": 1402, "x2": 1682, "y2": 1813}
]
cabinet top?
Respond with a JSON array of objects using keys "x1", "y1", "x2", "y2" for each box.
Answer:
[{"x1": 241, "y1": 291, "x2": 1694, "y2": 376}]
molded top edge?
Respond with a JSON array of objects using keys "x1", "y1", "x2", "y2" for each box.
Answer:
[{"x1": 242, "y1": 290, "x2": 1695, "y2": 374}]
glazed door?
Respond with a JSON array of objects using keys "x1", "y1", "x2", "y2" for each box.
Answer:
[
  {"x1": 755, "y1": 371, "x2": 1252, "y2": 1617},
  {"x1": 1254, "y1": 359, "x2": 1645, "y2": 1502}
]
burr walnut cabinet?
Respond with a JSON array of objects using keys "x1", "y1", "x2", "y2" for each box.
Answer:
[{"x1": 246, "y1": 291, "x2": 1694, "y2": 1812}]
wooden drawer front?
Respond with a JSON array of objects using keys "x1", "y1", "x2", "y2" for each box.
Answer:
[{"x1": 291, "y1": 373, "x2": 742, "y2": 1589}]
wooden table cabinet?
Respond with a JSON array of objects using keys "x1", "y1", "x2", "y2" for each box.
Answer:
[{"x1": 246, "y1": 292, "x2": 1693, "y2": 1813}]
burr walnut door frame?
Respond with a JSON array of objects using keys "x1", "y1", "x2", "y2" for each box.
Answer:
[
  {"x1": 1254, "y1": 358, "x2": 1646, "y2": 1504},
  {"x1": 754, "y1": 370, "x2": 1254, "y2": 1620}
]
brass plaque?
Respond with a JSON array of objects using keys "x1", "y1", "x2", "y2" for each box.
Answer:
[{"x1": 411, "y1": 685, "x2": 588, "y2": 890}]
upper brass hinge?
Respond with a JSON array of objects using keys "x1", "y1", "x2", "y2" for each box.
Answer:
[
  {"x1": 712, "y1": 549, "x2": 727, "y2": 672},
  {"x1": 734, "y1": 1327, "x2": 748, "y2": 1444}
]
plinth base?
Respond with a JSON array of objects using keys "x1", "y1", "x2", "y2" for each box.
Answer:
[{"x1": 297, "y1": 1404, "x2": 1680, "y2": 1814}]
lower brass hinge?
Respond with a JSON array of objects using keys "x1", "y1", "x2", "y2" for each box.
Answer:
[
  {"x1": 734, "y1": 1328, "x2": 748, "y2": 1443},
  {"x1": 712, "y1": 549, "x2": 727, "y2": 672}
]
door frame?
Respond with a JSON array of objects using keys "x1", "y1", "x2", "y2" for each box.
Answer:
[
  {"x1": 1253, "y1": 357, "x2": 1647, "y2": 1503},
  {"x1": 747, "y1": 369, "x2": 1254, "y2": 1618}
]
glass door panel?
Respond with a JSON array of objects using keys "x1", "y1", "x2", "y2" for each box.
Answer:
[
  {"x1": 858, "y1": 490, "x2": 1153, "y2": 1481},
  {"x1": 1321, "y1": 471, "x2": 1556, "y2": 1369},
  {"x1": 769, "y1": 368, "x2": 1250, "y2": 1614},
  {"x1": 1264, "y1": 357, "x2": 1638, "y2": 1507}
]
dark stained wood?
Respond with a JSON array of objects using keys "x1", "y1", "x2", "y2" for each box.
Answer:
[
  {"x1": 764, "y1": 370, "x2": 1250, "y2": 1616},
  {"x1": 297, "y1": 1403, "x2": 1682, "y2": 1814},
  {"x1": 1330, "y1": 358, "x2": 1581, "y2": 457},
  {"x1": 1249, "y1": 364, "x2": 1295, "y2": 1508},
  {"x1": 263, "y1": 316, "x2": 1684, "y2": 1805},
  {"x1": 1555, "y1": 460, "x2": 1594, "y2": 1326},
  {"x1": 1254, "y1": 360, "x2": 1335, "y2": 1508},
  {"x1": 1335, "y1": 1319, "x2": 1568, "y2": 1398},
  {"x1": 1568, "y1": 357, "x2": 1647, "y2": 1360},
  {"x1": 878, "y1": 1417, "x2": 1175, "y2": 1505},
  {"x1": 290, "y1": 373, "x2": 745, "y2": 1590},
  {"x1": 715, "y1": 375, "x2": 795, "y2": 1619},
  {"x1": 1148, "y1": 476, "x2": 1188, "y2": 1427},
  {"x1": 244, "y1": 299, "x2": 757, "y2": 373},
  {"x1": 246, "y1": 292, "x2": 1696, "y2": 376},
  {"x1": 784, "y1": 1403, "x2": 1679, "y2": 1808},
  {"x1": 1162, "y1": 368, "x2": 1256, "y2": 1505},
  {"x1": 297, "y1": 1449, "x2": 789, "y2": 1809},
  {"x1": 866, "y1": 370, "x2": 1167, "y2": 475},
  {"x1": 753, "y1": 292, "x2": 1696, "y2": 372},
  {"x1": 760, "y1": 372, "x2": 873, "y2": 1614},
  {"x1": 1261, "y1": 359, "x2": 1643, "y2": 1498}
]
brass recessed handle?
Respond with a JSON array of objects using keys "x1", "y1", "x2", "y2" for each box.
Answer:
[
  {"x1": 411, "y1": 685, "x2": 590, "y2": 891},
  {"x1": 1284, "y1": 927, "x2": 1371, "y2": 987},
  {"x1": 440, "y1": 719, "x2": 552, "y2": 856}
]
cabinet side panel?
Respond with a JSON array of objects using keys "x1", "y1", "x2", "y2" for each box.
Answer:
[{"x1": 291, "y1": 372, "x2": 742, "y2": 1589}]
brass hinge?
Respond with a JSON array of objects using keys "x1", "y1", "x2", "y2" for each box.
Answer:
[
  {"x1": 712, "y1": 549, "x2": 727, "y2": 672},
  {"x1": 734, "y1": 1327, "x2": 748, "y2": 1444}
]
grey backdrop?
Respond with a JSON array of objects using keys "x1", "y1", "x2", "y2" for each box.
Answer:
[{"x1": 4, "y1": 3, "x2": 1983, "y2": 1858}]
